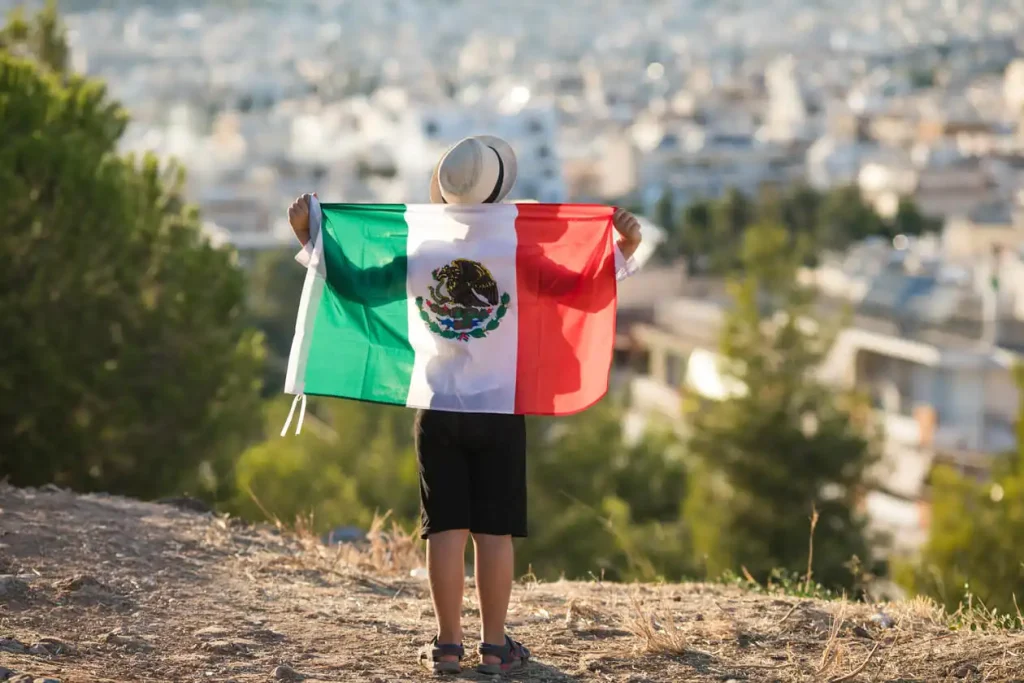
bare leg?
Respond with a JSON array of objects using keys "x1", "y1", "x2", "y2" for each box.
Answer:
[
  {"x1": 473, "y1": 533, "x2": 514, "y2": 666},
  {"x1": 427, "y1": 529, "x2": 470, "y2": 662}
]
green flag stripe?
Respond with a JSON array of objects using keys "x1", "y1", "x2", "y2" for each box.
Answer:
[{"x1": 302, "y1": 204, "x2": 415, "y2": 404}]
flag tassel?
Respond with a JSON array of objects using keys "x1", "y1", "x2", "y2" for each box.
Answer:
[{"x1": 280, "y1": 394, "x2": 307, "y2": 436}]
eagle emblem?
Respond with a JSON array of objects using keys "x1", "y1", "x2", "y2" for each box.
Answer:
[{"x1": 415, "y1": 259, "x2": 511, "y2": 342}]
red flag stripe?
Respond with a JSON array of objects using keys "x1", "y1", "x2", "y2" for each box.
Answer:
[{"x1": 513, "y1": 205, "x2": 617, "y2": 415}]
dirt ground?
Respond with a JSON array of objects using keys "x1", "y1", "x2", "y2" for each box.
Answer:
[{"x1": 0, "y1": 483, "x2": 1021, "y2": 683}]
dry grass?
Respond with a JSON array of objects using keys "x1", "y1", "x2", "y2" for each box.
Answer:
[
  {"x1": 626, "y1": 593, "x2": 689, "y2": 656},
  {"x1": 1, "y1": 483, "x2": 1023, "y2": 682},
  {"x1": 245, "y1": 487, "x2": 424, "y2": 580},
  {"x1": 293, "y1": 511, "x2": 424, "y2": 577}
]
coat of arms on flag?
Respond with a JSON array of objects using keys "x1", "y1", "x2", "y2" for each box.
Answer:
[{"x1": 416, "y1": 259, "x2": 511, "y2": 342}]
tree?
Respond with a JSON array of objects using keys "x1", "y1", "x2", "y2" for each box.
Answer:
[
  {"x1": 889, "y1": 197, "x2": 938, "y2": 238},
  {"x1": 0, "y1": 11, "x2": 263, "y2": 500},
  {"x1": 898, "y1": 369, "x2": 1024, "y2": 615},
  {"x1": 685, "y1": 221, "x2": 875, "y2": 588},
  {"x1": 517, "y1": 398, "x2": 692, "y2": 581},
  {"x1": 679, "y1": 200, "x2": 713, "y2": 272},
  {"x1": 817, "y1": 185, "x2": 885, "y2": 252},
  {"x1": 0, "y1": 1, "x2": 68, "y2": 74},
  {"x1": 709, "y1": 189, "x2": 752, "y2": 272},
  {"x1": 780, "y1": 184, "x2": 823, "y2": 239},
  {"x1": 245, "y1": 248, "x2": 307, "y2": 394},
  {"x1": 652, "y1": 189, "x2": 682, "y2": 263}
]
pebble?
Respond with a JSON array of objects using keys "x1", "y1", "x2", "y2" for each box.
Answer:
[
  {"x1": 0, "y1": 637, "x2": 27, "y2": 653},
  {"x1": 272, "y1": 664, "x2": 302, "y2": 680},
  {"x1": 244, "y1": 627, "x2": 285, "y2": 642},
  {"x1": 201, "y1": 639, "x2": 252, "y2": 655},
  {"x1": 193, "y1": 626, "x2": 233, "y2": 640},
  {"x1": 870, "y1": 612, "x2": 895, "y2": 628},
  {"x1": 102, "y1": 630, "x2": 154, "y2": 653},
  {"x1": 0, "y1": 576, "x2": 28, "y2": 598},
  {"x1": 26, "y1": 637, "x2": 75, "y2": 657},
  {"x1": 954, "y1": 664, "x2": 980, "y2": 678},
  {"x1": 0, "y1": 667, "x2": 13, "y2": 680},
  {"x1": 52, "y1": 575, "x2": 102, "y2": 593}
]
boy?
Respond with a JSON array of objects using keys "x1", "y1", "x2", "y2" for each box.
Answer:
[{"x1": 287, "y1": 135, "x2": 642, "y2": 674}]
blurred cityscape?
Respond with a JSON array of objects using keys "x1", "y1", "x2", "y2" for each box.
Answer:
[{"x1": 16, "y1": 0, "x2": 1024, "y2": 562}]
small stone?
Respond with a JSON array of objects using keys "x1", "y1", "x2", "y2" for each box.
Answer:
[
  {"x1": 193, "y1": 626, "x2": 232, "y2": 640},
  {"x1": 102, "y1": 630, "x2": 154, "y2": 653},
  {"x1": 244, "y1": 627, "x2": 284, "y2": 642},
  {"x1": 0, "y1": 637, "x2": 27, "y2": 653},
  {"x1": 0, "y1": 576, "x2": 28, "y2": 598},
  {"x1": 852, "y1": 625, "x2": 872, "y2": 639},
  {"x1": 870, "y1": 612, "x2": 895, "y2": 628},
  {"x1": 953, "y1": 664, "x2": 979, "y2": 678},
  {"x1": 8, "y1": 676, "x2": 33, "y2": 683},
  {"x1": 202, "y1": 639, "x2": 253, "y2": 655},
  {"x1": 29, "y1": 637, "x2": 75, "y2": 656},
  {"x1": 40, "y1": 483, "x2": 63, "y2": 494},
  {"x1": 0, "y1": 667, "x2": 14, "y2": 680},
  {"x1": 272, "y1": 664, "x2": 302, "y2": 680},
  {"x1": 53, "y1": 575, "x2": 102, "y2": 593}
]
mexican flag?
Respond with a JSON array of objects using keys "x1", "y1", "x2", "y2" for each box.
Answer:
[{"x1": 284, "y1": 200, "x2": 618, "y2": 416}]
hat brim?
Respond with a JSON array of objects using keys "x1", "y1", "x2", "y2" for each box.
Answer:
[{"x1": 429, "y1": 135, "x2": 518, "y2": 204}]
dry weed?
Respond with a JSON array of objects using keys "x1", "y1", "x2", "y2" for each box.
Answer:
[
  {"x1": 564, "y1": 597, "x2": 605, "y2": 628},
  {"x1": 245, "y1": 487, "x2": 424, "y2": 578},
  {"x1": 816, "y1": 601, "x2": 848, "y2": 677},
  {"x1": 626, "y1": 593, "x2": 688, "y2": 656},
  {"x1": 294, "y1": 511, "x2": 423, "y2": 577}
]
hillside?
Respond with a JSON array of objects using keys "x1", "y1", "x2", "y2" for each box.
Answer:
[{"x1": 0, "y1": 483, "x2": 1020, "y2": 683}]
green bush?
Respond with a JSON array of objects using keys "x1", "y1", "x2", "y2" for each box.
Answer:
[
  {"x1": 225, "y1": 397, "x2": 420, "y2": 533},
  {"x1": 898, "y1": 462, "x2": 1024, "y2": 616}
]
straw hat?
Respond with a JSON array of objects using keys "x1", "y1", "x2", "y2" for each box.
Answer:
[{"x1": 429, "y1": 135, "x2": 518, "y2": 204}]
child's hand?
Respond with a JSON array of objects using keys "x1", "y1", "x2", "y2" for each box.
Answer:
[
  {"x1": 287, "y1": 192, "x2": 317, "y2": 246},
  {"x1": 612, "y1": 208, "x2": 642, "y2": 259}
]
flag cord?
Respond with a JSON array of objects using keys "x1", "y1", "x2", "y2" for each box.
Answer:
[{"x1": 280, "y1": 394, "x2": 308, "y2": 436}]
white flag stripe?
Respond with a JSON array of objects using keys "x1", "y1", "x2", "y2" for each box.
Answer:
[
  {"x1": 284, "y1": 197, "x2": 327, "y2": 395},
  {"x1": 403, "y1": 204, "x2": 521, "y2": 412}
]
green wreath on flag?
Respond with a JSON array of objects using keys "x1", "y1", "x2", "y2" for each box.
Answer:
[{"x1": 415, "y1": 292, "x2": 511, "y2": 341}]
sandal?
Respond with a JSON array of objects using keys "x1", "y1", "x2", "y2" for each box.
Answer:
[
  {"x1": 477, "y1": 635, "x2": 530, "y2": 675},
  {"x1": 418, "y1": 636, "x2": 464, "y2": 674}
]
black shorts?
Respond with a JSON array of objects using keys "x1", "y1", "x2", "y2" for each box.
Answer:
[{"x1": 415, "y1": 409, "x2": 527, "y2": 539}]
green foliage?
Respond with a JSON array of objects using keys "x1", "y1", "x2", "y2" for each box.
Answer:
[
  {"x1": 226, "y1": 398, "x2": 420, "y2": 532},
  {"x1": 899, "y1": 368, "x2": 1024, "y2": 615},
  {"x1": 245, "y1": 248, "x2": 307, "y2": 393},
  {"x1": 718, "y1": 567, "x2": 837, "y2": 601},
  {"x1": 0, "y1": 13, "x2": 263, "y2": 500},
  {"x1": 685, "y1": 221, "x2": 875, "y2": 589},
  {"x1": 814, "y1": 185, "x2": 887, "y2": 252},
  {"x1": 648, "y1": 184, "x2": 930, "y2": 272},
  {"x1": 0, "y1": 1, "x2": 68, "y2": 74},
  {"x1": 891, "y1": 197, "x2": 941, "y2": 237},
  {"x1": 518, "y1": 398, "x2": 693, "y2": 582}
]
